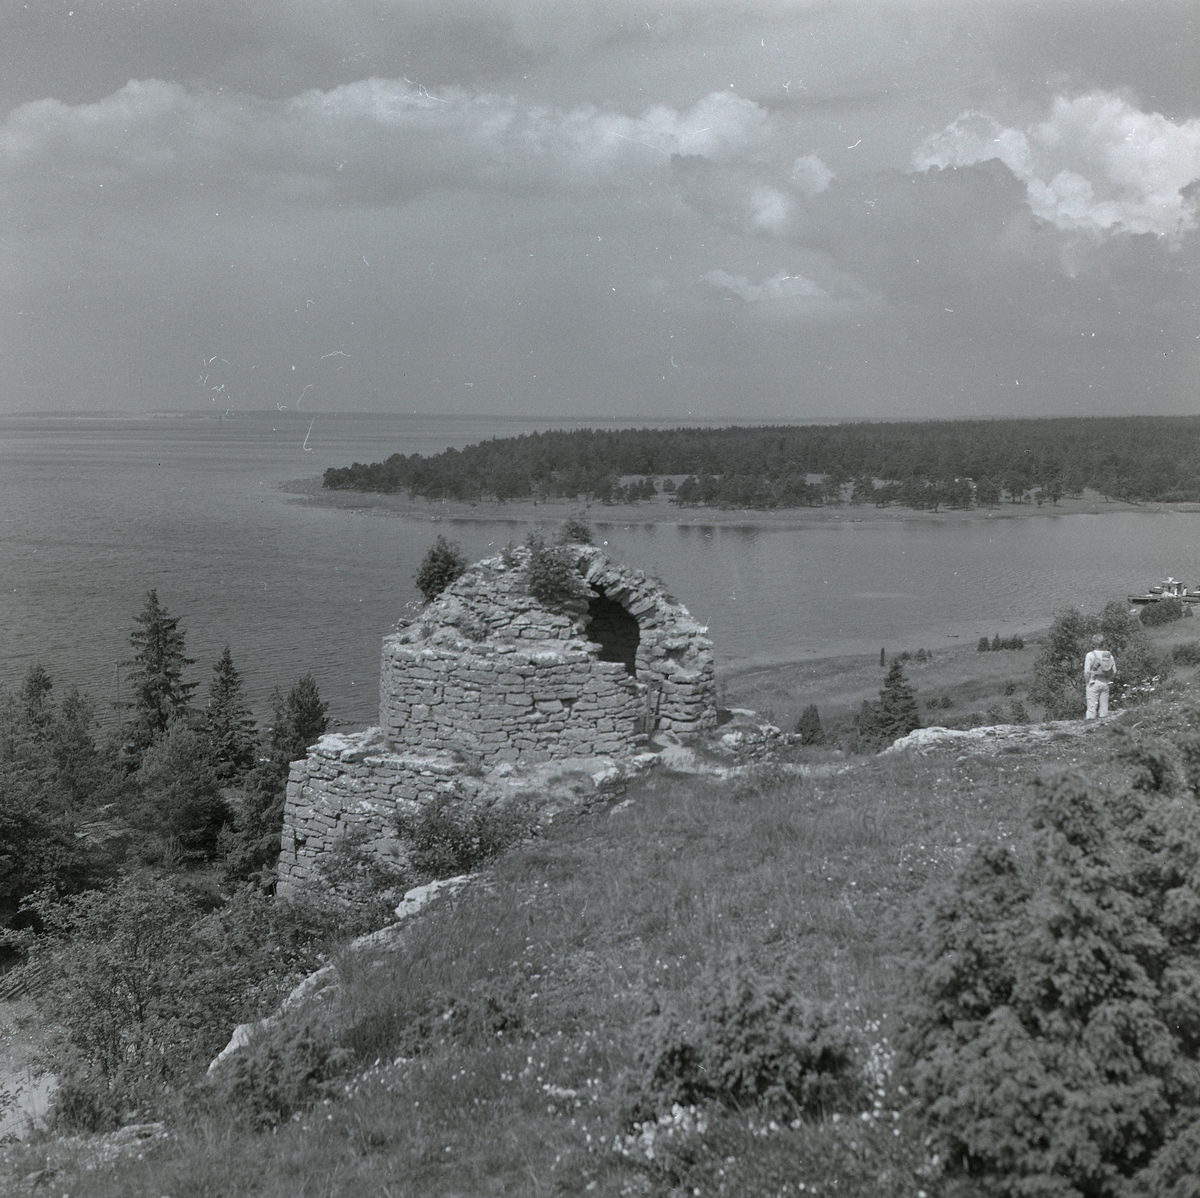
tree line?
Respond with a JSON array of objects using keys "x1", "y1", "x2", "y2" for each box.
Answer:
[
  {"x1": 1, "y1": 589, "x2": 329, "y2": 938},
  {"x1": 321, "y1": 415, "x2": 1200, "y2": 509}
]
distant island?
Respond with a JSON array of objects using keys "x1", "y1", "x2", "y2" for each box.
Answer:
[{"x1": 322, "y1": 415, "x2": 1200, "y2": 511}]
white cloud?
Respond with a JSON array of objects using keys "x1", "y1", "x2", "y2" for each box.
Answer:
[
  {"x1": 1, "y1": 78, "x2": 794, "y2": 207},
  {"x1": 790, "y1": 154, "x2": 835, "y2": 195},
  {"x1": 913, "y1": 94, "x2": 1200, "y2": 241},
  {"x1": 704, "y1": 269, "x2": 825, "y2": 303}
]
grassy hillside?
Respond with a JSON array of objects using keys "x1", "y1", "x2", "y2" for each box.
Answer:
[{"x1": 6, "y1": 621, "x2": 1200, "y2": 1196}]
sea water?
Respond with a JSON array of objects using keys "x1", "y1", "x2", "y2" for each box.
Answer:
[{"x1": 3, "y1": 411, "x2": 1199, "y2": 730}]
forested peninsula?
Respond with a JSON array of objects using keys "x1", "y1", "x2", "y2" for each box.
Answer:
[{"x1": 322, "y1": 415, "x2": 1200, "y2": 510}]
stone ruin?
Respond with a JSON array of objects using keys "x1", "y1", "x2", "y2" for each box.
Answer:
[{"x1": 277, "y1": 541, "x2": 717, "y2": 894}]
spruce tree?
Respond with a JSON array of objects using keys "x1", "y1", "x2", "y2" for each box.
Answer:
[
  {"x1": 223, "y1": 673, "x2": 329, "y2": 886},
  {"x1": 121, "y1": 590, "x2": 196, "y2": 755},
  {"x1": 795, "y1": 704, "x2": 825, "y2": 746},
  {"x1": 415, "y1": 535, "x2": 467, "y2": 603},
  {"x1": 271, "y1": 672, "x2": 329, "y2": 765},
  {"x1": 877, "y1": 660, "x2": 921, "y2": 742},
  {"x1": 204, "y1": 647, "x2": 258, "y2": 783}
]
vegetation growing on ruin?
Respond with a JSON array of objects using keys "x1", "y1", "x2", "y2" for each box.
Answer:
[{"x1": 414, "y1": 535, "x2": 468, "y2": 603}]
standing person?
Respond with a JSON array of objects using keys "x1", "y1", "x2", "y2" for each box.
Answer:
[{"x1": 1083, "y1": 633, "x2": 1117, "y2": 719}]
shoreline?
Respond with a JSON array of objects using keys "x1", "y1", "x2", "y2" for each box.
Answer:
[{"x1": 280, "y1": 476, "x2": 1195, "y2": 531}]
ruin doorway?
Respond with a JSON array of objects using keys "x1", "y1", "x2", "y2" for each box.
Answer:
[{"x1": 585, "y1": 588, "x2": 639, "y2": 675}]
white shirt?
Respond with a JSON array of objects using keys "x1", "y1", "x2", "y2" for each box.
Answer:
[{"x1": 1084, "y1": 649, "x2": 1116, "y2": 682}]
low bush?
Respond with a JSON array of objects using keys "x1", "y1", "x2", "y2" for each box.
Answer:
[
  {"x1": 27, "y1": 875, "x2": 350, "y2": 1130},
  {"x1": 557, "y1": 517, "x2": 593, "y2": 544},
  {"x1": 1173, "y1": 641, "x2": 1200, "y2": 665},
  {"x1": 394, "y1": 799, "x2": 538, "y2": 883},
  {"x1": 628, "y1": 957, "x2": 864, "y2": 1122},
  {"x1": 205, "y1": 1014, "x2": 352, "y2": 1130},
  {"x1": 523, "y1": 533, "x2": 592, "y2": 612},
  {"x1": 1141, "y1": 596, "x2": 1185, "y2": 626},
  {"x1": 903, "y1": 770, "x2": 1200, "y2": 1197},
  {"x1": 315, "y1": 824, "x2": 410, "y2": 923}
]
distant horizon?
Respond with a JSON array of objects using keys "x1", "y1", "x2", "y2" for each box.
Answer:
[{"x1": 5, "y1": 408, "x2": 1200, "y2": 428}]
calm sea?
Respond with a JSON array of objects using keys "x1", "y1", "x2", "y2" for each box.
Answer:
[{"x1": 4, "y1": 411, "x2": 1200, "y2": 730}]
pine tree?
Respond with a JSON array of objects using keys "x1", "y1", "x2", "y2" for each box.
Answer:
[
  {"x1": 204, "y1": 647, "x2": 258, "y2": 783},
  {"x1": 121, "y1": 590, "x2": 196, "y2": 755},
  {"x1": 877, "y1": 660, "x2": 921, "y2": 742}
]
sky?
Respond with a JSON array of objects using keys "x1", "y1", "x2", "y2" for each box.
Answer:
[{"x1": 2, "y1": 0, "x2": 1198, "y2": 421}]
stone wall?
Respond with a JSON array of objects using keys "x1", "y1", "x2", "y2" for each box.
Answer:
[
  {"x1": 276, "y1": 728, "x2": 479, "y2": 894},
  {"x1": 277, "y1": 542, "x2": 717, "y2": 894},
  {"x1": 381, "y1": 642, "x2": 644, "y2": 762},
  {"x1": 379, "y1": 543, "x2": 716, "y2": 765}
]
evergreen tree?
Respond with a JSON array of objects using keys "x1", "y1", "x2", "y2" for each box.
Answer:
[
  {"x1": 204, "y1": 647, "x2": 257, "y2": 783},
  {"x1": 21, "y1": 664, "x2": 55, "y2": 739},
  {"x1": 271, "y1": 673, "x2": 329, "y2": 765},
  {"x1": 121, "y1": 590, "x2": 196, "y2": 756},
  {"x1": 223, "y1": 673, "x2": 328, "y2": 886},
  {"x1": 876, "y1": 660, "x2": 921, "y2": 742},
  {"x1": 415, "y1": 535, "x2": 467, "y2": 603},
  {"x1": 0, "y1": 672, "x2": 122, "y2": 927},
  {"x1": 135, "y1": 722, "x2": 229, "y2": 859},
  {"x1": 795, "y1": 704, "x2": 825, "y2": 746}
]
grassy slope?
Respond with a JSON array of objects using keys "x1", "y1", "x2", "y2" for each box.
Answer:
[
  {"x1": 723, "y1": 616, "x2": 1200, "y2": 732},
  {"x1": 7, "y1": 625, "x2": 1200, "y2": 1197}
]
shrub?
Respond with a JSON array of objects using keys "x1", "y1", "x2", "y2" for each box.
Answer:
[
  {"x1": 315, "y1": 824, "x2": 410, "y2": 923},
  {"x1": 1032, "y1": 601, "x2": 1169, "y2": 718},
  {"x1": 523, "y1": 533, "x2": 591, "y2": 612},
  {"x1": 28, "y1": 876, "x2": 346, "y2": 1129},
  {"x1": 628, "y1": 957, "x2": 863, "y2": 1121},
  {"x1": 795, "y1": 704, "x2": 825, "y2": 745},
  {"x1": 1173, "y1": 641, "x2": 1200, "y2": 666},
  {"x1": 415, "y1": 535, "x2": 467, "y2": 603},
  {"x1": 903, "y1": 771, "x2": 1200, "y2": 1197},
  {"x1": 394, "y1": 799, "x2": 538, "y2": 883},
  {"x1": 978, "y1": 637, "x2": 991, "y2": 652},
  {"x1": 1141, "y1": 596, "x2": 1184, "y2": 626},
  {"x1": 206, "y1": 1014, "x2": 352, "y2": 1130},
  {"x1": 558, "y1": 517, "x2": 593, "y2": 544}
]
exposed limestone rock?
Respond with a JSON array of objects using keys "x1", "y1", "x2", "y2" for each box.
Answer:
[
  {"x1": 208, "y1": 875, "x2": 474, "y2": 1074},
  {"x1": 882, "y1": 718, "x2": 1109, "y2": 756}
]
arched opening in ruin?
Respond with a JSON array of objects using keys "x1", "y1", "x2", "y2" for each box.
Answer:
[{"x1": 585, "y1": 587, "x2": 640, "y2": 675}]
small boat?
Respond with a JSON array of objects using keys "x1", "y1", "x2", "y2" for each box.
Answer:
[{"x1": 1128, "y1": 577, "x2": 1200, "y2": 605}]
